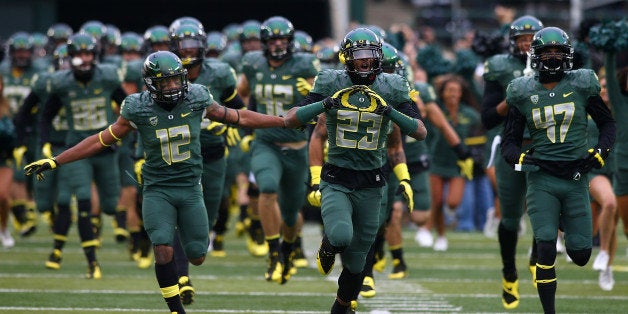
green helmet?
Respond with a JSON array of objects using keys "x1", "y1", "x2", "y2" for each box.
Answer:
[
  {"x1": 171, "y1": 23, "x2": 206, "y2": 67},
  {"x1": 67, "y1": 33, "x2": 99, "y2": 78},
  {"x1": 80, "y1": 20, "x2": 107, "y2": 40},
  {"x1": 294, "y1": 30, "x2": 313, "y2": 53},
  {"x1": 7, "y1": 31, "x2": 34, "y2": 68},
  {"x1": 120, "y1": 32, "x2": 144, "y2": 54},
  {"x1": 315, "y1": 46, "x2": 340, "y2": 69},
  {"x1": 366, "y1": 24, "x2": 387, "y2": 42},
  {"x1": 206, "y1": 31, "x2": 227, "y2": 56},
  {"x1": 531, "y1": 27, "x2": 573, "y2": 73},
  {"x1": 381, "y1": 42, "x2": 402, "y2": 75},
  {"x1": 169, "y1": 16, "x2": 205, "y2": 34},
  {"x1": 239, "y1": 20, "x2": 261, "y2": 42},
  {"x1": 143, "y1": 25, "x2": 171, "y2": 52},
  {"x1": 222, "y1": 23, "x2": 242, "y2": 43},
  {"x1": 341, "y1": 27, "x2": 382, "y2": 85},
  {"x1": 142, "y1": 51, "x2": 188, "y2": 105},
  {"x1": 509, "y1": 15, "x2": 543, "y2": 57},
  {"x1": 47, "y1": 23, "x2": 73, "y2": 44},
  {"x1": 53, "y1": 44, "x2": 70, "y2": 70},
  {"x1": 260, "y1": 16, "x2": 294, "y2": 61},
  {"x1": 104, "y1": 24, "x2": 122, "y2": 48}
]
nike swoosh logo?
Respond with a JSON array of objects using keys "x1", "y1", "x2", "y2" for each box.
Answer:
[
  {"x1": 282, "y1": 75, "x2": 292, "y2": 80},
  {"x1": 181, "y1": 112, "x2": 191, "y2": 118},
  {"x1": 563, "y1": 92, "x2": 573, "y2": 97}
]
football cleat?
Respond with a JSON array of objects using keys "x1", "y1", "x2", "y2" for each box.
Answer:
[
  {"x1": 246, "y1": 226, "x2": 268, "y2": 257},
  {"x1": 137, "y1": 256, "x2": 152, "y2": 269},
  {"x1": 210, "y1": 235, "x2": 227, "y2": 257},
  {"x1": 178, "y1": 276, "x2": 195, "y2": 305},
  {"x1": 316, "y1": 247, "x2": 335, "y2": 276},
  {"x1": 373, "y1": 254, "x2": 386, "y2": 273},
  {"x1": 528, "y1": 264, "x2": 537, "y2": 289},
  {"x1": 292, "y1": 246, "x2": 309, "y2": 268},
  {"x1": 280, "y1": 250, "x2": 295, "y2": 284},
  {"x1": 86, "y1": 261, "x2": 102, "y2": 279},
  {"x1": 359, "y1": 276, "x2": 376, "y2": 298},
  {"x1": 388, "y1": 258, "x2": 408, "y2": 279},
  {"x1": 45, "y1": 249, "x2": 62, "y2": 270},
  {"x1": 265, "y1": 251, "x2": 283, "y2": 282},
  {"x1": 501, "y1": 278, "x2": 519, "y2": 309},
  {"x1": 349, "y1": 300, "x2": 358, "y2": 313}
]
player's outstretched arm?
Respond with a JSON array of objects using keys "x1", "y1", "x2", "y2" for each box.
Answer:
[{"x1": 206, "y1": 101, "x2": 284, "y2": 129}]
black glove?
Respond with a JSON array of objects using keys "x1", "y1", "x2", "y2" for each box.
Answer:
[
  {"x1": 24, "y1": 158, "x2": 58, "y2": 181},
  {"x1": 579, "y1": 147, "x2": 607, "y2": 173}
]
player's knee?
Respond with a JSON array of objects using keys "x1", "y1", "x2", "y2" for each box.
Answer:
[
  {"x1": 567, "y1": 248, "x2": 591, "y2": 266},
  {"x1": 153, "y1": 244, "x2": 173, "y2": 265},
  {"x1": 184, "y1": 240, "x2": 209, "y2": 263},
  {"x1": 536, "y1": 240, "x2": 557, "y2": 265},
  {"x1": 328, "y1": 223, "x2": 353, "y2": 248}
]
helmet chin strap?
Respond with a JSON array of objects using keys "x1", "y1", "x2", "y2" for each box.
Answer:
[{"x1": 538, "y1": 70, "x2": 564, "y2": 83}]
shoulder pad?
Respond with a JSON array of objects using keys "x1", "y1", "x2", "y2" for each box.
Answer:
[
  {"x1": 186, "y1": 83, "x2": 213, "y2": 111},
  {"x1": 566, "y1": 69, "x2": 600, "y2": 96},
  {"x1": 311, "y1": 69, "x2": 349, "y2": 96},
  {"x1": 290, "y1": 52, "x2": 321, "y2": 77}
]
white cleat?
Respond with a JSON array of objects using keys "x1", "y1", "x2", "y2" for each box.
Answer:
[
  {"x1": 592, "y1": 251, "x2": 610, "y2": 271},
  {"x1": 599, "y1": 266, "x2": 615, "y2": 291},
  {"x1": 415, "y1": 227, "x2": 433, "y2": 248},
  {"x1": 433, "y1": 236, "x2": 448, "y2": 252},
  {"x1": 1, "y1": 229, "x2": 15, "y2": 248}
]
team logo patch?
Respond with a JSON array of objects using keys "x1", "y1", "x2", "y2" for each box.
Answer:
[
  {"x1": 149, "y1": 116, "x2": 158, "y2": 126},
  {"x1": 256, "y1": 73, "x2": 263, "y2": 81},
  {"x1": 530, "y1": 95, "x2": 538, "y2": 104}
]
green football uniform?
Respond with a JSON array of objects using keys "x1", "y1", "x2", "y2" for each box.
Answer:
[
  {"x1": 121, "y1": 83, "x2": 212, "y2": 257},
  {"x1": 45, "y1": 64, "x2": 123, "y2": 214},
  {"x1": 310, "y1": 69, "x2": 417, "y2": 273},
  {"x1": 241, "y1": 51, "x2": 319, "y2": 226},
  {"x1": 505, "y1": 69, "x2": 600, "y2": 248}
]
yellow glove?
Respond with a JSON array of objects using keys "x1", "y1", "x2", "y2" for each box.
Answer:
[
  {"x1": 225, "y1": 127, "x2": 241, "y2": 147},
  {"x1": 42, "y1": 143, "x2": 53, "y2": 159},
  {"x1": 24, "y1": 158, "x2": 58, "y2": 181},
  {"x1": 393, "y1": 163, "x2": 414, "y2": 212},
  {"x1": 307, "y1": 166, "x2": 322, "y2": 207},
  {"x1": 457, "y1": 157, "x2": 474, "y2": 180},
  {"x1": 12, "y1": 145, "x2": 28, "y2": 168},
  {"x1": 240, "y1": 134, "x2": 255, "y2": 153},
  {"x1": 296, "y1": 77, "x2": 312, "y2": 96},
  {"x1": 206, "y1": 121, "x2": 227, "y2": 136},
  {"x1": 134, "y1": 159, "x2": 145, "y2": 185}
]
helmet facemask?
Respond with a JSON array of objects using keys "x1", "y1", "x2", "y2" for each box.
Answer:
[
  {"x1": 345, "y1": 48, "x2": 382, "y2": 85},
  {"x1": 145, "y1": 72, "x2": 188, "y2": 108},
  {"x1": 175, "y1": 37, "x2": 205, "y2": 67},
  {"x1": 532, "y1": 46, "x2": 572, "y2": 83},
  {"x1": 263, "y1": 36, "x2": 292, "y2": 61}
]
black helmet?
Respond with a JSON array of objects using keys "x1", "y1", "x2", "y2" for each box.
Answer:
[
  {"x1": 341, "y1": 27, "x2": 383, "y2": 85},
  {"x1": 142, "y1": 51, "x2": 188, "y2": 105},
  {"x1": 260, "y1": 16, "x2": 295, "y2": 61},
  {"x1": 530, "y1": 27, "x2": 573, "y2": 74}
]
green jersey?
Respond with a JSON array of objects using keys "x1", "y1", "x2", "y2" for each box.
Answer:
[
  {"x1": 31, "y1": 72, "x2": 69, "y2": 146},
  {"x1": 121, "y1": 59, "x2": 144, "y2": 90},
  {"x1": 0, "y1": 63, "x2": 43, "y2": 116},
  {"x1": 312, "y1": 70, "x2": 414, "y2": 170},
  {"x1": 49, "y1": 64, "x2": 123, "y2": 145},
  {"x1": 121, "y1": 83, "x2": 213, "y2": 187},
  {"x1": 191, "y1": 59, "x2": 238, "y2": 147},
  {"x1": 506, "y1": 69, "x2": 600, "y2": 161},
  {"x1": 241, "y1": 51, "x2": 320, "y2": 143}
]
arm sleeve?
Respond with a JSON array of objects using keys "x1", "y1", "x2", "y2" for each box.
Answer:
[
  {"x1": 220, "y1": 87, "x2": 246, "y2": 109},
  {"x1": 296, "y1": 92, "x2": 326, "y2": 107},
  {"x1": 481, "y1": 80, "x2": 505, "y2": 130},
  {"x1": 395, "y1": 100, "x2": 422, "y2": 119},
  {"x1": 586, "y1": 95, "x2": 616, "y2": 154},
  {"x1": 38, "y1": 94, "x2": 63, "y2": 145},
  {"x1": 500, "y1": 106, "x2": 526, "y2": 165},
  {"x1": 111, "y1": 87, "x2": 127, "y2": 107},
  {"x1": 14, "y1": 92, "x2": 41, "y2": 146}
]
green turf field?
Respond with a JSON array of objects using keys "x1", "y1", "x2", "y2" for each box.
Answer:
[{"x1": 1, "y1": 214, "x2": 626, "y2": 313}]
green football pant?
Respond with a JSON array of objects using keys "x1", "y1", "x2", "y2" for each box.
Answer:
[
  {"x1": 142, "y1": 184, "x2": 209, "y2": 259},
  {"x1": 201, "y1": 156, "x2": 226, "y2": 229},
  {"x1": 320, "y1": 181, "x2": 384, "y2": 274}
]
